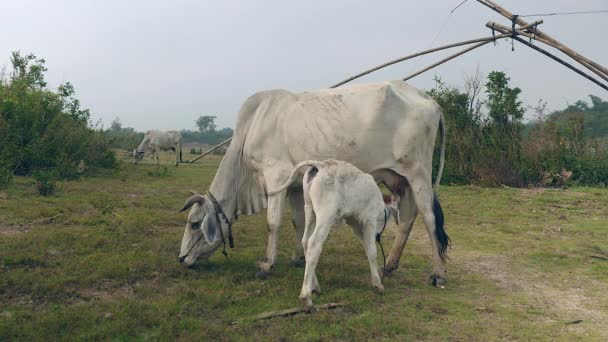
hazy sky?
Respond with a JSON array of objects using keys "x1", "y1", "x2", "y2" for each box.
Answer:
[{"x1": 2, "y1": 0, "x2": 607, "y2": 130}]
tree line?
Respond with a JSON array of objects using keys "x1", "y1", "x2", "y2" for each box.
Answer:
[
  {"x1": 429, "y1": 71, "x2": 608, "y2": 187},
  {"x1": 1, "y1": 51, "x2": 606, "y2": 194}
]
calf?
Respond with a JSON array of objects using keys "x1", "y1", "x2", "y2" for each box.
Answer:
[{"x1": 269, "y1": 160, "x2": 399, "y2": 309}]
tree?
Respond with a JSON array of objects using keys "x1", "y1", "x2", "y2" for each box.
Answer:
[
  {"x1": 485, "y1": 71, "x2": 524, "y2": 126},
  {"x1": 196, "y1": 115, "x2": 216, "y2": 133},
  {"x1": 110, "y1": 117, "x2": 122, "y2": 131}
]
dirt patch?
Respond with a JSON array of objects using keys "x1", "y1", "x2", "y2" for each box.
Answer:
[
  {"x1": 0, "y1": 214, "x2": 63, "y2": 236},
  {"x1": 0, "y1": 294, "x2": 48, "y2": 311},
  {"x1": 459, "y1": 251, "x2": 607, "y2": 338},
  {"x1": 519, "y1": 188, "x2": 546, "y2": 197},
  {"x1": 0, "y1": 224, "x2": 29, "y2": 236},
  {"x1": 77, "y1": 281, "x2": 135, "y2": 302}
]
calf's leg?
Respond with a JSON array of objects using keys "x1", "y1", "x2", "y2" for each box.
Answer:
[{"x1": 300, "y1": 214, "x2": 332, "y2": 310}]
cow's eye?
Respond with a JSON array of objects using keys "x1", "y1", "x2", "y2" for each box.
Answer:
[{"x1": 191, "y1": 221, "x2": 201, "y2": 230}]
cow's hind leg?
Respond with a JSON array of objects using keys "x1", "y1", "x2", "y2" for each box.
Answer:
[
  {"x1": 287, "y1": 189, "x2": 306, "y2": 267},
  {"x1": 385, "y1": 186, "x2": 418, "y2": 276},
  {"x1": 407, "y1": 171, "x2": 450, "y2": 287},
  {"x1": 301, "y1": 201, "x2": 320, "y2": 293}
]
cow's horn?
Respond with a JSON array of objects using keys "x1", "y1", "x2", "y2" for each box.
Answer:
[{"x1": 179, "y1": 194, "x2": 205, "y2": 212}]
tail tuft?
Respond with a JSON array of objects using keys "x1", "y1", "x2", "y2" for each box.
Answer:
[{"x1": 433, "y1": 193, "x2": 450, "y2": 260}]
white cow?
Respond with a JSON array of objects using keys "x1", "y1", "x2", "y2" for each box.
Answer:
[
  {"x1": 133, "y1": 130, "x2": 182, "y2": 166},
  {"x1": 177, "y1": 80, "x2": 450, "y2": 286},
  {"x1": 268, "y1": 160, "x2": 400, "y2": 309}
]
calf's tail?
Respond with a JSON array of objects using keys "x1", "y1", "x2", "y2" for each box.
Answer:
[{"x1": 267, "y1": 160, "x2": 324, "y2": 196}]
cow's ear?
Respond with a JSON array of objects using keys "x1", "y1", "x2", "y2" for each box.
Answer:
[{"x1": 201, "y1": 215, "x2": 218, "y2": 244}]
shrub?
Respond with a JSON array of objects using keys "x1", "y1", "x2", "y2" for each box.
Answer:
[
  {"x1": 0, "y1": 51, "x2": 117, "y2": 184},
  {"x1": 33, "y1": 170, "x2": 57, "y2": 196},
  {"x1": 0, "y1": 166, "x2": 12, "y2": 189}
]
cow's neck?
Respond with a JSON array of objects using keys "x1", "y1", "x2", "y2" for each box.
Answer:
[{"x1": 208, "y1": 147, "x2": 240, "y2": 224}]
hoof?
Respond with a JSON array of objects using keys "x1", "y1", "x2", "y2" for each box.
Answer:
[
  {"x1": 430, "y1": 274, "x2": 447, "y2": 288},
  {"x1": 255, "y1": 269, "x2": 271, "y2": 279},
  {"x1": 300, "y1": 297, "x2": 313, "y2": 312},
  {"x1": 383, "y1": 264, "x2": 398, "y2": 277},
  {"x1": 373, "y1": 284, "x2": 385, "y2": 295},
  {"x1": 288, "y1": 257, "x2": 306, "y2": 268}
]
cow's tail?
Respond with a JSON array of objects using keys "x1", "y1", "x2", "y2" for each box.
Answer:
[
  {"x1": 434, "y1": 112, "x2": 445, "y2": 194},
  {"x1": 433, "y1": 193, "x2": 450, "y2": 260},
  {"x1": 267, "y1": 160, "x2": 323, "y2": 196},
  {"x1": 432, "y1": 112, "x2": 449, "y2": 259},
  {"x1": 179, "y1": 136, "x2": 183, "y2": 162}
]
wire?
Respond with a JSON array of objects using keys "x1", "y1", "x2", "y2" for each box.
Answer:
[
  {"x1": 519, "y1": 10, "x2": 608, "y2": 18},
  {"x1": 451, "y1": 0, "x2": 469, "y2": 14}
]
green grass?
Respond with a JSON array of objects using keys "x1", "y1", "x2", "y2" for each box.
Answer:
[{"x1": 1, "y1": 152, "x2": 607, "y2": 340}]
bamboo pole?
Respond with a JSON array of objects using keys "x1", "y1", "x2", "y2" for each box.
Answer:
[
  {"x1": 476, "y1": 0, "x2": 608, "y2": 78},
  {"x1": 486, "y1": 22, "x2": 608, "y2": 84},
  {"x1": 402, "y1": 40, "x2": 493, "y2": 81},
  {"x1": 331, "y1": 36, "x2": 510, "y2": 88},
  {"x1": 331, "y1": 20, "x2": 542, "y2": 88},
  {"x1": 488, "y1": 25, "x2": 608, "y2": 92},
  {"x1": 186, "y1": 137, "x2": 232, "y2": 163},
  {"x1": 402, "y1": 21, "x2": 544, "y2": 82}
]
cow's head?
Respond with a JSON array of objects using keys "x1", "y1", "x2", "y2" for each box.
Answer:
[
  {"x1": 132, "y1": 149, "x2": 145, "y2": 163},
  {"x1": 177, "y1": 191, "x2": 222, "y2": 266}
]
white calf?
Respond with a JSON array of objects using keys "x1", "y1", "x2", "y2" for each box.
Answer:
[{"x1": 269, "y1": 159, "x2": 399, "y2": 309}]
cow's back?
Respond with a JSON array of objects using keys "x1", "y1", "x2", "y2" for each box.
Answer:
[{"x1": 241, "y1": 80, "x2": 441, "y2": 174}]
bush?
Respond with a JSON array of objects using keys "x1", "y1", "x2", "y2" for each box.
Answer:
[
  {"x1": 33, "y1": 170, "x2": 57, "y2": 196},
  {"x1": 0, "y1": 166, "x2": 12, "y2": 189},
  {"x1": 0, "y1": 51, "x2": 117, "y2": 184}
]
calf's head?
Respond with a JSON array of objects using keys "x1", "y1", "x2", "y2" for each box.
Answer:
[
  {"x1": 383, "y1": 194, "x2": 400, "y2": 226},
  {"x1": 177, "y1": 192, "x2": 222, "y2": 266}
]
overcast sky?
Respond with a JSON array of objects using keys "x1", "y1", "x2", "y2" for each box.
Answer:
[{"x1": 2, "y1": 0, "x2": 607, "y2": 130}]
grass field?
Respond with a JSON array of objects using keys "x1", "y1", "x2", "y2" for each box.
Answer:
[{"x1": 1, "y1": 152, "x2": 607, "y2": 340}]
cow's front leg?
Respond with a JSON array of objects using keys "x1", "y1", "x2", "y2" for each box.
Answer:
[
  {"x1": 154, "y1": 147, "x2": 161, "y2": 168},
  {"x1": 256, "y1": 192, "x2": 286, "y2": 279}
]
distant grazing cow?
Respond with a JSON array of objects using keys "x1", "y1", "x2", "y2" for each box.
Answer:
[
  {"x1": 268, "y1": 160, "x2": 399, "y2": 309},
  {"x1": 133, "y1": 130, "x2": 182, "y2": 166}
]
